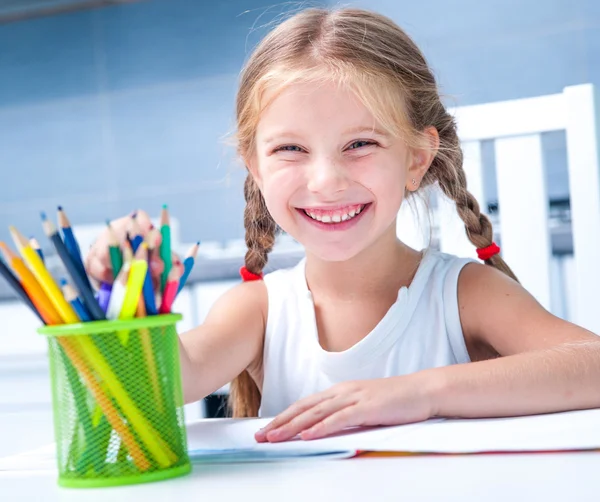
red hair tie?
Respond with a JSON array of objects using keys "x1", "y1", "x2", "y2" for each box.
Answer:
[
  {"x1": 240, "y1": 266, "x2": 263, "y2": 282},
  {"x1": 477, "y1": 242, "x2": 500, "y2": 261}
]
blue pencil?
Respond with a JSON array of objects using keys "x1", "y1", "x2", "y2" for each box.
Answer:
[
  {"x1": 128, "y1": 213, "x2": 144, "y2": 252},
  {"x1": 57, "y1": 206, "x2": 93, "y2": 292},
  {"x1": 42, "y1": 213, "x2": 106, "y2": 321},
  {"x1": 177, "y1": 242, "x2": 200, "y2": 294},
  {"x1": 60, "y1": 279, "x2": 92, "y2": 322}
]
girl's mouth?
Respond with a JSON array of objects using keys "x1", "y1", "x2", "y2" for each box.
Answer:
[{"x1": 296, "y1": 203, "x2": 372, "y2": 230}]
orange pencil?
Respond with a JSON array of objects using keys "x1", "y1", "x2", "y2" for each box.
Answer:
[
  {"x1": 59, "y1": 338, "x2": 152, "y2": 471},
  {"x1": 0, "y1": 242, "x2": 62, "y2": 325}
]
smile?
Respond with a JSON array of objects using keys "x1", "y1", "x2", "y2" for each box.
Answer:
[{"x1": 296, "y1": 203, "x2": 371, "y2": 229}]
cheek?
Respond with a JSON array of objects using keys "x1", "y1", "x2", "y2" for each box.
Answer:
[{"x1": 360, "y1": 166, "x2": 406, "y2": 210}]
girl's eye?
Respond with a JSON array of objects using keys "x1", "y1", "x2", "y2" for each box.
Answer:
[
  {"x1": 347, "y1": 140, "x2": 375, "y2": 150},
  {"x1": 273, "y1": 145, "x2": 303, "y2": 153}
]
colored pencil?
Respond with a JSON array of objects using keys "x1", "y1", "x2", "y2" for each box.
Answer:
[
  {"x1": 159, "y1": 204, "x2": 171, "y2": 292},
  {"x1": 106, "y1": 262, "x2": 129, "y2": 321},
  {"x1": 73, "y1": 335, "x2": 177, "y2": 468},
  {"x1": 106, "y1": 220, "x2": 123, "y2": 279},
  {"x1": 97, "y1": 282, "x2": 112, "y2": 314},
  {"x1": 57, "y1": 206, "x2": 92, "y2": 292},
  {"x1": 29, "y1": 237, "x2": 44, "y2": 263},
  {"x1": 122, "y1": 238, "x2": 133, "y2": 264},
  {"x1": 0, "y1": 254, "x2": 45, "y2": 323},
  {"x1": 120, "y1": 254, "x2": 148, "y2": 320},
  {"x1": 59, "y1": 337, "x2": 152, "y2": 472},
  {"x1": 129, "y1": 213, "x2": 144, "y2": 253},
  {"x1": 136, "y1": 297, "x2": 164, "y2": 414},
  {"x1": 10, "y1": 226, "x2": 78, "y2": 324},
  {"x1": 60, "y1": 279, "x2": 91, "y2": 322},
  {"x1": 0, "y1": 242, "x2": 61, "y2": 325},
  {"x1": 137, "y1": 241, "x2": 157, "y2": 315},
  {"x1": 41, "y1": 213, "x2": 106, "y2": 321},
  {"x1": 159, "y1": 266, "x2": 181, "y2": 314},
  {"x1": 177, "y1": 241, "x2": 200, "y2": 294}
]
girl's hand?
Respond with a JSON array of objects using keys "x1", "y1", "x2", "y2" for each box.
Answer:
[
  {"x1": 254, "y1": 373, "x2": 438, "y2": 442},
  {"x1": 85, "y1": 209, "x2": 174, "y2": 285}
]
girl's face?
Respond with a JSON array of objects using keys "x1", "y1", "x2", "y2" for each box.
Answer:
[{"x1": 251, "y1": 81, "x2": 431, "y2": 262}]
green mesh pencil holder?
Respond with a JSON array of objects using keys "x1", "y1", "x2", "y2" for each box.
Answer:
[{"x1": 37, "y1": 314, "x2": 191, "y2": 488}]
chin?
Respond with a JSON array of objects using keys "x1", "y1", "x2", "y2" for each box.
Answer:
[{"x1": 303, "y1": 242, "x2": 367, "y2": 263}]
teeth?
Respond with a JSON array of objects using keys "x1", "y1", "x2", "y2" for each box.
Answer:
[{"x1": 303, "y1": 205, "x2": 365, "y2": 224}]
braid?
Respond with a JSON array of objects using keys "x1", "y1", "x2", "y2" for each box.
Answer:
[
  {"x1": 229, "y1": 174, "x2": 278, "y2": 418},
  {"x1": 426, "y1": 108, "x2": 519, "y2": 282}
]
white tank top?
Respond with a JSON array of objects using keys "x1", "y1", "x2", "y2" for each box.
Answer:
[{"x1": 259, "y1": 250, "x2": 476, "y2": 417}]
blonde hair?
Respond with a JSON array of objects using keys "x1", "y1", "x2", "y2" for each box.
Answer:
[{"x1": 230, "y1": 7, "x2": 518, "y2": 417}]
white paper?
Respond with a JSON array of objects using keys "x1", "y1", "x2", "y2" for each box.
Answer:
[
  {"x1": 3, "y1": 408, "x2": 599, "y2": 472},
  {"x1": 186, "y1": 409, "x2": 600, "y2": 454}
]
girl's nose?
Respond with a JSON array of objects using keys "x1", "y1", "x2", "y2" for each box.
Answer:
[{"x1": 306, "y1": 157, "x2": 350, "y2": 196}]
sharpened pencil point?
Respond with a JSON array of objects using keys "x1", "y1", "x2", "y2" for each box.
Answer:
[{"x1": 40, "y1": 211, "x2": 48, "y2": 222}]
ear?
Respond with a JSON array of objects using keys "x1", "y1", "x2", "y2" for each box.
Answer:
[
  {"x1": 245, "y1": 155, "x2": 263, "y2": 190},
  {"x1": 406, "y1": 126, "x2": 440, "y2": 192}
]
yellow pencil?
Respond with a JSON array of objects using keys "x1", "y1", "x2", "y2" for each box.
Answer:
[
  {"x1": 9, "y1": 226, "x2": 78, "y2": 324},
  {"x1": 120, "y1": 256, "x2": 148, "y2": 320},
  {"x1": 73, "y1": 336, "x2": 177, "y2": 468},
  {"x1": 0, "y1": 242, "x2": 63, "y2": 325},
  {"x1": 136, "y1": 297, "x2": 164, "y2": 415},
  {"x1": 60, "y1": 337, "x2": 152, "y2": 472},
  {"x1": 115, "y1": 258, "x2": 147, "y2": 345}
]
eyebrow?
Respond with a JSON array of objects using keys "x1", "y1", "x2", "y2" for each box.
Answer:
[{"x1": 262, "y1": 125, "x2": 388, "y2": 145}]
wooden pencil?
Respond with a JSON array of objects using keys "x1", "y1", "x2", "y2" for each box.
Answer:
[
  {"x1": 10, "y1": 226, "x2": 78, "y2": 324},
  {"x1": 41, "y1": 212, "x2": 106, "y2": 321},
  {"x1": 0, "y1": 242, "x2": 61, "y2": 325}
]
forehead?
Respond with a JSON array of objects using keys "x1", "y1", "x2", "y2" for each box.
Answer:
[{"x1": 256, "y1": 81, "x2": 380, "y2": 139}]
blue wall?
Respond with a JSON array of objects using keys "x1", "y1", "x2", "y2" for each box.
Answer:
[{"x1": 0, "y1": 0, "x2": 597, "y2": 247}]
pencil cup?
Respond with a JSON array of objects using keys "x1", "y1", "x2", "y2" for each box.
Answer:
[{"x1": 37, "y1": 314, "x2": 191, "y2": 488}]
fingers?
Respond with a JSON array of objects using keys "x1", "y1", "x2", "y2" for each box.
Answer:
[
  {"x1": 255, "y1": 392, "x2": 332, "y2": 442},
  {"x1": 133, "y1": 209, "x2": 154, "y2": 235},
  {"x1": 300, "y1": 405, "x2": 359, "y2": 441},
  {"x1": 261, "y1": 397, "x2": 352, "y2": 443},
  {"x1": 85, "y1": 249, "x2": 114, "y2": 285}
]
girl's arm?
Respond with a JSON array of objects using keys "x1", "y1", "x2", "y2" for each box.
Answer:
[
  {"x1": 256, "y1": 263, "x2": 600, "y2": 442},
  {"x1": 430, "y1": 263, "x2": 600, "y2": 418},
  {"x1": 178, "y1": 280, "x2": 267, "y2": 404}
]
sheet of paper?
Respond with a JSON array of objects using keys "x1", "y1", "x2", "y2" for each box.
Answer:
[
  {"x1": 186, "y1": 409, "x2": 600, "y2": 455},
  {"x1": 189, "y1": 448, "x2": 355, "y2": 463},
  {"x1": 379, "y1": 408, "x2": 600, "y2": 453},
  {"x1": 185, "y1": 416, "x2": 436, "y2": 454}
]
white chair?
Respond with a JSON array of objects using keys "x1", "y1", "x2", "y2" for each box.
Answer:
[{"x1": 398, "y1": 84, "x2": 600, "y2": 334}]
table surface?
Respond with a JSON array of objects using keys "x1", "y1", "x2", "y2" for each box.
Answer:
[{"x1": 1, "y1": 451, "x2": 599, "y2": 502}]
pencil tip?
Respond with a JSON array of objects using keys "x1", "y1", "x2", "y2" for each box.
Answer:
[
  {"x1": 59, "y1": 278, "x2": 67, "y2": 286},
  {"x1": 57, "y1": 205, "x2": 63, "y2": 211},
  {"x1": 131, "y1": 211, "x2": 138, "y2": 219},
  {"x1": 40, "y1": 211, "x2": 47, "y2": 221},
  {"x1": 196, "y1": 241, "x2": 200, "y2": 245},
  {"x1": 162, "y1": 203, "x2": 168, "y2": 210}
]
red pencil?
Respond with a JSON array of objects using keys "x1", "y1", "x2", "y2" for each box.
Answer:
[{"x1": 158, "y1": 266, "x2": 181, "y2": 314}]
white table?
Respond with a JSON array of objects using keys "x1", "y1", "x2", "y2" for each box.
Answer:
[{"x1": 1, "y1": 451, "x2": 598, "y2": 501}]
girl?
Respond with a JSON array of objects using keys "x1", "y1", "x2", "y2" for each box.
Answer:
[{"x1": 86, "y1": 7, "x2": 600, "y2": 444}]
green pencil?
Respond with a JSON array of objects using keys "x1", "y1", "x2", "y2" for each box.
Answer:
[
  {"x1": 159, "y1": 205, "x2": 171, "y2": 292},
  {"x1": 106, "y1": 220, "x2": 123, "y2": 279}
]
